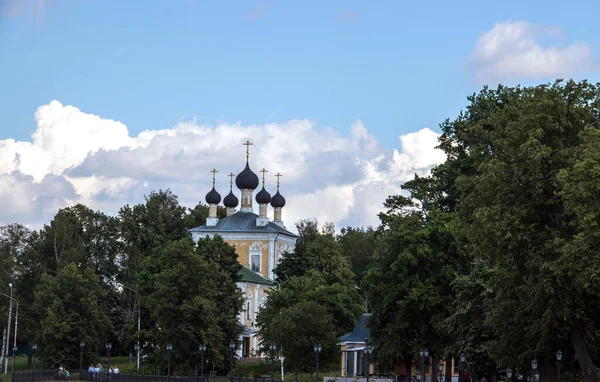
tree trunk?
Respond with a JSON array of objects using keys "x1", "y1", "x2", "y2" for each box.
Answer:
[
  {"x1": 487, "y1": 369, "x2": 498, "y2": 382},
  {"x1": 445, "y1": 357, "x2": 452, "y2": 382},
  {"x1": 406, "y1": 356, "x2": 413, "y2": 382},
  {"x1": 432, "y1": 355, "x2": 438, "y2": 382},
  {"x1": 541, "y1": 358, "x2": 557, "y2": 382},
  {"x1": 571, "y1": 330, "x2": 597, "y2": 382}
]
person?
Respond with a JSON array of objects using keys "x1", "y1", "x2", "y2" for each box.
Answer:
[{"x1": 114, "y1": 367, "x2": 120, "y2": 374}]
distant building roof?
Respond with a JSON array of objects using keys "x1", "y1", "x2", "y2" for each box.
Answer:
[
  {"x1": 189, "y1": 211, "x2": 298, "y2": 237},
  {"x1": 339, "y1": 314, "x2": 371, "y2": 343},
  {"x1": 239, "y1": 265, "x2": 276, "y2": 286}
]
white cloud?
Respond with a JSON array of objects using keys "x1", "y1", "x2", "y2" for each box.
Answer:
[
  {"x1": 0, "y1": 100, "x2": 446, "y2": 231},
  {"x1": 469, "y1": 21, "x2": 597, "y2": 84}
]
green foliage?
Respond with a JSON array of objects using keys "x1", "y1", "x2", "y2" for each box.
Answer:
[
  {"x1": 33, "y1": 263, "x2": 112, "y2": 369},
  {"x1": 364, "y1": 196, "x2": 463, "y2": 369},
  {"x1": 337, "y1": 226, "x2": 377, "y2": 287},
  {"x1": 437, "y1": 80, "x2": 600, "y2": 379},
  {"x1": 139, "y1": 236, "x2": 243, "y2": 374},
  {"x1": 259, "y1": 221, "x2": 363, "y2": 374}
]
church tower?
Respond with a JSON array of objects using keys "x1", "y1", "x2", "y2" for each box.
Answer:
[{"x1": 189, "y1": 140, "x2": 297, "y2": 359}]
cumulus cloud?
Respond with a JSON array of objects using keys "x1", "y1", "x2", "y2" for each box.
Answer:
[
  {"x1": 0, "y1": 101, "x2": 446, "y2": 231},
  {"x1": 469, "y1": 21, "x2": 598, "y2": 84}
]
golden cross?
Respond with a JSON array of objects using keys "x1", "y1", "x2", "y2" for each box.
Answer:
[
  {"x1": 210, "y1": 168, "x2": 218, "y2": 187},
  {"x1": 275, "y1": 172, "x2": 282, "y2": 190},
  {"x1": 243, "y1": 140, "x2": 253, "y2": 162},
  {"x1": 260, "y1": 168, "x2": 268, "y2": 186},
  {"x1": 228, "y1": 172, "x2": 235, "y2": 191}
]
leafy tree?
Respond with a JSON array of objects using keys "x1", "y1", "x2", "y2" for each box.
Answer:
[
  {"x1": 259, "y1": 221, "x2": 363, "y2": 374},
  {"x1": 364, "y1": 196, "x2": 463, "y2": 375},
  {"x1": 140, "y1": 236, "x2": 243, "y2": 374},
  {"x1": 33, "y1": 263, "x2": 112, "y2": 368},
  {"x1": 275, "y1": 220, "x2": 355, "y2": 285},
  {"x1": 337, "y1": 226, "x2": 377, "y2": 285},
  {"x1": 438, "y1": 80, "x2": 600, "y2": 382}
]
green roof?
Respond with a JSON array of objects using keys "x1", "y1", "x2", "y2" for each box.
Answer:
[
  {"x1": 238, "y1": 265, "x2": 276, "y2": 286},
  {"x1": 189, "y1": 211, "x2": 298, "y2": 237},
  {"x1": 339, "y1": 314, "x2": 371, "y2": 343}
]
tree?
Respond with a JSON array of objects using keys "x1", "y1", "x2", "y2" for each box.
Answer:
[
  {"x1": 140, "y1": 236, "x2": 243, "y2": 374},
  {"x1": 364, "y1": 196, "x2": 463, "y2": 375},
  {"x1": 438, "y1": 80, "x2": 600, "y2": 382},
  {"x1": 33, "y1": 263, "x2": 112, "y2": 368},
  {"x1": 257, "y1": 271, "x2": 357, "y2": 373},
  {"x1": 259, "y1": 221, "x2": 363, "y2": 373},
  {"x1": 275, "y1": 220, "x2": 355, "y2": 285}
]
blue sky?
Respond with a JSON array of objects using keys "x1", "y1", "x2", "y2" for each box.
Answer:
[
  {"x1": 2, "y1": 0, "x2": 598, "y2": 147},
  {"x1": 1, "y1": 0, "x2": 600, "y2": 229}
]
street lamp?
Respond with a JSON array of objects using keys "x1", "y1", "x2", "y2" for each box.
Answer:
[
  {"x1": 438, "y1": 362, "x2": 444, "y2": 382},
  {"x1": 269, "y1": 345, "x2": 277, "y2": 381},
  {"x1": 556, "y1": 351, "x2": 563, "y2": 382},
  {"x1": 229, "y1": 342, "x2": 236, "y2": 382},
  {"x1": 416, "y1": 370, "x2": 422, "y2": 381},
  {"x1": 4, "y1": 283, "x2": 13, "y2": 375},
  {"x1": 105, "y1": 343, "x2": 112, "y2": 381},
  {"x1": 531, "y1": 359, "x2": 538, "y2": 382},
  {"x1": 199, "y1": 345, "x2": 207, "y2": 379},
  {"x1": 79, "y1": 341, "x2": 85, "y2": 372},
  {"x1": 481, "y1": 378, "x2": 487, "y2": 382},
  {"x1": 11, "y1": 346, "x2": 17, "y2": 373},
  {"x1": 419, "y1": 349, "x2": 429, "y2": 382},
  {"x1": 314, "y1": 345, "x2": 322, "y2": 382},
  {"x1": 134, "y1": 343, "x2": 141, "y2": 375},
  {"x1": 32, "y1": 344, "x2": 37, "y2": 372},
  {"x1": 459, "y1": 354, "x2": 466, "y2": 382},
  {"x1": 166, "y1": 344, "x2": 173, "y2": 377},
  {"x1": 365, "y1": 347, "x2": 373, "y2": 382}
]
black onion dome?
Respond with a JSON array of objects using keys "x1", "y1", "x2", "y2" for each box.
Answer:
[
  {"x1": 235, "y1": 163, "x2": 260, "y2": 190},
  {"x1": 270, "y1": 191, "x2": 286, "y2": 208},
  {"x1": 205, "y1": 187, "x2": 221, "y2": 204},
  {"x1": 223, "y1": 191, "x2": 239, "y2": 208},
  {"x1": 255, "y1": 187, "x2": 272, "y2": 204}
]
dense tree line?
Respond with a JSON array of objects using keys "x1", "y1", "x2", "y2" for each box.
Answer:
[
  {"x1": 3, "y1": 79, "x2": 599, "y2": 382},
  {"x1": 362, "y1": 80, "x2": 600, "y2": 382}
]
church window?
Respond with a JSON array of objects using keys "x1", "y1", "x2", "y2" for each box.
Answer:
[
  {"x1": 250, "y1": 252, "x2": 260, "y2": 272},
  {"x1": 247, "y1": 301, "x2": 251, "y2": 319}
]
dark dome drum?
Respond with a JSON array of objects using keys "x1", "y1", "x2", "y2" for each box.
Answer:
[
  {"x1": 235, "y1": 163, "x2": 260, "y2": 190},
  {"x1": 205, "y1": 187, "x2": 221, "y2": 204}
]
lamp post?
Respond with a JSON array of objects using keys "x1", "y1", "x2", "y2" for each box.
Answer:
[
  {"x1": 438, "y1": 362, "x2": 444, "y2": 382},
  {"x1": 531, "y1": 359, "x2": 538, "y2": 382},
  {"x1": 416, "y1": 370, "x2": 422, "y2": 382},
  {"x1": 556, "y1": 351, "x2": 562, "y2": 382},
  {"x1": 166, "y1": 344, "x2": 173, "y2": 378},
  {"x1": 459, "y1": 354, "x2": 466, "y2": 382},
  {"x1": 4, "y1": 283, "x2": 13, "y2": 375},
  {"x1": 105, "y1": 343, "x2": 112, "y2": 381},
  {"x1": 419, "y1": 349, "x2": 429, "y2": 382},
  {"x1": 365, "y1": 347, "x2": 373, "y2": 382},
  {"x1": 229, "y1": 342, "x2": 236, "y2": 382},
  {"x1": 32, "y1": 344, "x2": 37, "y2": 376},
  {"x1": 481, "y1": 378, "x2": 487, "y2": 382},
  {"x1": 134, "y1": 343, "x2": 141, "y2": 375},
  {"x1": 79, "y1": 341, "x2": 85, "y2": 372},
  {"x1": 269, "y1": 345, "x2": 277, "y2": 381},
  {"x1": 11, "y1": 346, "x2": 17, "y2": 373},
  {"x1": 314, "y1": 345, "x2": 322, "y2": 382},
  {"x1": 199, "y1": 345, "x2": 206, "y2": 379}
]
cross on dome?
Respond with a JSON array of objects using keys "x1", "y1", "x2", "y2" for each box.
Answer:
[
  {"x1": 260, "y1": 168, "x2": 268, "y2": 186},
  {"x1": 243, "y1": 140, "x2": 253, "y2": 163},
  {"x1": 228, "y1": 172, "x2": 235, "y2": 191},
  {"x1": 210, "y1": 168, "x2": 218, "y2": 187},
  {"x1": 275, "y1": 172, "x2": 282, "y2": 190}
]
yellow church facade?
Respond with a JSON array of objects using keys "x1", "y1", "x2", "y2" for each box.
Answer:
[{"x1": 189, "y1": 141, "x2": 297, "y2": 358}]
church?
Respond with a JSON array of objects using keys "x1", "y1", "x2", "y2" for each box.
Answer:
[{"x1": 189, "y1": 141, "x2": 298, "y2": 359}]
